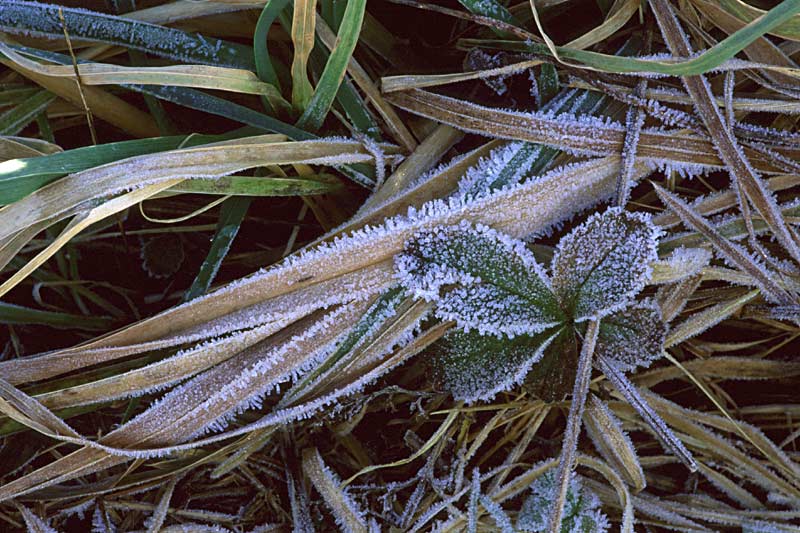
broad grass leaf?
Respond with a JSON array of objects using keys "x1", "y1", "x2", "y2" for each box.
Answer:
[
  {"x1": 596, "y1": 301, "x2": 667, "y2": 371},
  {"x1": 396, "y1": 221, "x2": 563, "y2": 336},
  {"x1": 551, "y1": 207, "x2": 660, "y2": 321},
  {"x1": 433, "y1": 328, "x2": 560, "y2": 403}
]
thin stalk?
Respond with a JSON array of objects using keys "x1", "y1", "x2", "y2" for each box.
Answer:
[{"x1": 547, "y1": 318, "x2": 599, "y2": 533}]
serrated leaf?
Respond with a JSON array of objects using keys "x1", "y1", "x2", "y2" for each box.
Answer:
[
  {"x1": 595, "y1": 300, "x2": 666, "y2": 371},
  {"x1": 522, "y1": 327, "x2": 578, "y2": 403},
  {"x1": 551, "y1": 207, "x2": 660, "y2": 321},
  {"x1": 433, "y1": 327, "x2": 560, "y2": 403},
  {"x1": 396, "y1": 221, "x2": 563, "y2": 336}
]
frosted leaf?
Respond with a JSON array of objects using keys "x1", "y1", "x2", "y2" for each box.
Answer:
[
  {"x1": 92, "y1": 504, "x2": 116, "y2": 533},
  {"x1": 743, "y1": 521, "x2": 790, "y2": 533},
  {"x1": 517, "y1": 470, "x2": 609, "y2": 533},
  {"x1": 523, "y1": 327, "x2": 578, "y2": 402},
  {"x1": 551, "y1": 207, "x2": 661, "y2": 321},
  {"x1": 433, "y1": 327, "x2": 560, "y2": 403},
  {"x1": 478, "y1": 495, "x2": 515, "y2": 533},
  {"x1": 650, "y1": 246, "x2": 711, "y2": 284},
  {"x1": 17, "y1": 504, "x2": 59, "y2": 533},
  {"x1": 595, "y1": 300, "x2": 666, "y2": 371},
  {"x1": 457, "y1": 141, "x2": 544, "y2": 198},
  {"x1": 396, "y1": 221, "x2": 563, "y2": 336},
  {"x1": 0, "y1": 0, "x2": 251, "y2": 69}
]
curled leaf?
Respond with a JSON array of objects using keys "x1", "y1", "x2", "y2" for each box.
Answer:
[{"x1": 551, "y1": 207, "x2": 661, "y2": 321}]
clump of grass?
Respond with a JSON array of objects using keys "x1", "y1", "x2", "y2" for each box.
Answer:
[{"x1": 1, "y1": 0, "x2": 800, "y2": 531}]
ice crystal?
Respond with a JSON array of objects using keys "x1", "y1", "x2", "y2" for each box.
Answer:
[
  {"x1": 479, "y1": 495, "x2": 515, "y2": 533},
  {"x1": 17, "y1": 504, "x2": 59, "y2": 533},
  {"x1": 465, "y1": 49, "x2": 508, "y2": 96},
  {"x1": 656, "y1": 246, "x2": 712, "y2": 282},
  {"x1": 91, "y1": 504, "x2": 117, "y2": 533},
  {"x1": 551, "y1": 207, "x2": 661, "y2": 321},
  {"x1": 517, "y1": 470, "x2": 609, "y2": 533}
]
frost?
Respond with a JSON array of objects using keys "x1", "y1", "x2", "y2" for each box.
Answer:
[
  {"x1": 303, "y1": 448, "x2": 369, "y2": 533},
  {"x1": 479, "y1": 495, "x2": 515, "y2": 533},
  {"x1": 743, "y1": 521, "x2": 792, "y2": 533},
  {"x1": 517, "y1": 470, "x2": 609, "y2": 533},
  {"x1": 595, "y1": 300, "x2": 666, "y2": 371},
  {"x1": 396, "y1": 221, "x2": 563, "y2": 336},
  {"x1": 434, "y1": 328, "x2": 559, "y2": 403},
  {"x1": 0, "y1": 0, "x2": 251, "y2": 69},
  {"x1": 92, "y1": 504, "x2": 117, "y2": 533},
  {"x1": 465, "y1": 49, "x2": 509, "y2": 96},
  {"x1": 551, "y1": 207, "x2": 661, "y2": 321},
  {"x1": 467, "y1": 469, "x2": 480, "y2": 533},
  {"x1": 598, "y1": 357, "x2": 697, "y2": 471},
  {"x1": 653, "y1": 246, "x2": 712, "y2": 282},
  {"x1": 457, "y1": 141, "x2": 545, "y2": 198},
  {"x1": 17, "y1": 504, "x2": 59, "y2": 533},
  {"x1": 288, "y1": 473, "x2": 315, "y2": 533}
]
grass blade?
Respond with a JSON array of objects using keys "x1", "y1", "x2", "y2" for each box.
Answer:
[{"x1": 296, "y1": 0, "x2": 367, "y2": 131}]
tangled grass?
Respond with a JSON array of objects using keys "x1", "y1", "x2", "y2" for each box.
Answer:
[{"x1": 1, "y1": 0, "x2": 800, "y2": 531}]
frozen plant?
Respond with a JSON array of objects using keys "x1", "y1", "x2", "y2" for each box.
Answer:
[
  {"x1": 395, "y1": 207, "x2": 665, "y2": 403},
  {"x1": 517, "y1": 470, "x2": 610, "y2": 533}
]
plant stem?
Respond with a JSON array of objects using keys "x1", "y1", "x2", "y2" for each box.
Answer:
[{"x1": 547, "y1": 317, "x2": 599, "y2": 533}]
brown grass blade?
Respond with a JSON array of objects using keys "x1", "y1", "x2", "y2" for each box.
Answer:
[{"x1": 384, "y1": 89, "x2": 798, "y2": 174}]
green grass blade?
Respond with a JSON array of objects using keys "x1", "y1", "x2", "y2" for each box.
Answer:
[
  {"x1": 461, "y1": 0, "x2": 800, "y2": 76},
  {"x1": 296, "y1": 0, "x2": 367, "y2": 131},
  {"x1": 458, "y1": 0, "x2": 520, "y2": 37},
  {"x1": 183, "y1": 197, "x2": 251, "y2": 302},
  {"x1": 0, "y1": 0, "x2": 255, "y2": 70},
  {"x1": 0, "y1": 133, "x2": 230, "y2": 205},
  {"x1": 0, "y1": 302, "x2": 114, "y2": 330},
  {"x1": 167, "y1": 174, "x2": 342, "y2": 196},
  {"x1": 0, "y1": 90, "x2": 56, "y2": 136},
  {"x1": 254, "y1": 0, "x2": 291, "y2": 92}
]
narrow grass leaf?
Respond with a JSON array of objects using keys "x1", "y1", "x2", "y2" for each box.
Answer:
[
  {"x1": 0, "y1": 302, "x2": 113, "y2": 331},
  {"x1": 183, "y1": 196, "x2": 251, "y2": 302},
  {"x1": 0, "y1": 89, "x2": 55, "y2": 136},
  {"x1": 302, "y1": 448, "x2": 368, "y2": 533},
  {"x1": 653, "y1": 184, "x2": 793, "y2": 304},
  {"x1": 0, "y1": 0, "x2": 255, "y2": 69},
  {"x1": 291, "y1": 0, "x2": 318, "y2": 111},
  {"x1": 296, "y1": 0, "x2": 366, "y2": 131}
]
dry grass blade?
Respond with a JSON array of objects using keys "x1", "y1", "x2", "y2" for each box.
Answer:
[
  {"x1": 0, "y1": 42, "x2": 287, "y2": 98},
  {"x1": 0, "y1": 263, "x2": 393, "y2": 385},
  {"x1": 650, "y1": 0, "x2": 800, "y2": 267},
  {"x1": 302, "y1": 448, "x2": 368, "y2": 533},
  {"x1": 584, "y1": 395, "x2": 646, "y2": 492},
  {"x1": 653, "y1": 183, "x2": 793, "y2": 304},
  {"x1": 291, "y1": 0, "x2": 317, "y2": 111},
  {"x1": 384, "y1": 89, "x2": 799, "y2": 174},
  {"x1": 0, "y1": 54, "x2": 159, "y2": 139}
]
